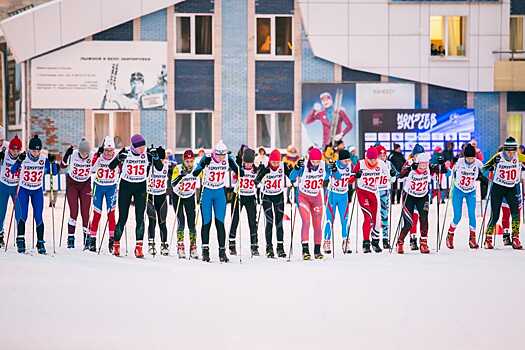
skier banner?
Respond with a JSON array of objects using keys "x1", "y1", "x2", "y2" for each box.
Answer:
[
  {"x1": 301, "y1": 83, "x2": 357, "y2": 153},
  {"x1": 30, "y1": 41, "x2": 167, "y2": 110},
  {"x1": 358, "y1": 108, "x2": 475, "y2": 157}
]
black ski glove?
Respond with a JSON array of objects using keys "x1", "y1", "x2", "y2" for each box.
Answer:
[
  {"x1": 96, "y1": 146, "x2": 104, "y2": 157},
  {"x1": 157, "y1": 146, "x2": 166, "y2": 160},
  {"x1": 202, "y1": 155, "x2": 212, "y2": 166},
  {"x1": 389, "y1": 168, "x2": 397, "y2": 177},
  {"x1": 118, "y1": 148, "x2": 128, "y2": 162},
  {"x1": 48, "y1": 153, "x2": 56, "y2": 163},
  {"x1": 18, "y1": 151, "x2": 26, "y2": 162},
  {"x1": 494, "y1": 155, "x2": 501, "y2": 164},
  {"x1": 437, "y1": 156, "x2": 445, "y2": 165},
  {"x1": 411, "y1": 162, "x2": 418, "y2": 171},
  {"x1": 354, "y1": 170, "x2": 362, "y2": 179},
  {"x1": 295, "y1": 158, "x2": 304, "y2": 170},
  {"x1": 330, "y1": 162, "x2": 338, "y2": 173},
  {"x1": 64, "y1": 145, "x2": 74, "y2": 162}
]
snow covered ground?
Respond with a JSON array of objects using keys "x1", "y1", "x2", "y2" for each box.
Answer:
[{"x1": 1, "y1": 193, "x2": 524, "y2": 350}]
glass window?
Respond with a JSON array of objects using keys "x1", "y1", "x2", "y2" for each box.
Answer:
[
  {"x1": 176, "y1": 17, "x2": 191, "y2": 54},
  {"x1": 196, "y1": 16, "x2": 212, "y2": 55},
  {"x1": 276, "y1": 113, "x2": 292, "y2": 148},
  {"x1": 256, "y1": 113, "x2": 272, "y2": 147},
  {"x1": 257, "y1": 18, "x2": 271, "y2": 54},
  {"x1": 430, "y1": 16, "x2": 445, "y2": 56},
  {"x1": 276, "y1": 17, "x2": 292, "y2": 56},
  {"x1": 510, "y1": 16, "x2": 524, "y2": 51},
  {"x1": 176, "y1": 113, "x2": 192, "y2": 149},
  {"x1": 195, "y1": 112, "x2": 212, "y2": 149},
  {"x1": 447, "y1": 16, "x2": 466, "y2": 57}
]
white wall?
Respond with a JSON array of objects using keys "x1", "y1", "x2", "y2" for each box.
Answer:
[
  {"x1": 299, "y1": 0, "x2": 511, "y2": 92},
  {"x1": 0, "y1": 0, "x2": 184, "y2": 63}
]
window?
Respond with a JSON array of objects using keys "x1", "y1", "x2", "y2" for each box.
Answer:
[
  {"x1": 256, "y1": 112, "x2": 292, "y2": 149},
  {"x1": 256, "y1": 16, "x2": 293, "y2": 58},
  {"x1": 93, "y1": 111, "x2": 132, "y2": 148},
  {"x1": 430, "y1": 16, "x2": 466, "y2": 57},
  {"x1": 175, "y1": 112, "x2": 212, "y2": 149},
  {"x1": 175, "y1": 14, "x2": 213, "y2": 56},
  {"x1": 510, "y1": 16, "x2": 524, "y2": 52}
]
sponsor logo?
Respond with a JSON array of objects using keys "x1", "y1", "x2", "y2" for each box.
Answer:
[{"x1": 39, "y1": 160, "x2": 44, "y2": 165}]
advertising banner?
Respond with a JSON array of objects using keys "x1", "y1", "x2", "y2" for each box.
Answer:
[
  {"x1": 31, "y1": 41, "x2": 167, "y2": 110},
  {"x1": 356, "y1": 83, "x2": 415, "y2": 112},
  {"x1": 358, "y1": 108, "x2": 475, "y2": 157},
  {"x1": 301, "y1": 83, "x2": 357, "y2": 153}
]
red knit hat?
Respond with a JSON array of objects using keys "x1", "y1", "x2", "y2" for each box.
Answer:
[
  {"x1": 9, "y1": 135, "x2": 22, "y2": 151},
  {"x1": 269, "y1": 149, "x2": 281, "y2": 163},
  {"x1": 375, "y1": 145, "x2": 387, "y2": 155},
  {"x1": 308, "y1": 147, "x2": 322, "y2": 161},
  {"x1": 183, "y1": 149, "x2": 194, "y2": 161},
  {"x1": 366, "y1": 147, "x2": 378, "y2": 160}
]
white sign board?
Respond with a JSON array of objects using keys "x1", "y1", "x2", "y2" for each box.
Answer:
[
  {"x1": 31, "y1": 41, "x2": 167, "y2": 110},
  {"x1": 356, "y1": 83, "x2": 415, "y2": 112}
]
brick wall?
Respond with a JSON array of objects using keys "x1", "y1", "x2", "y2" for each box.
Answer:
[
  {"x1": 141, "y1": 110, "x2": 167, "y2": 147},
  {"x1": 301, "y1": 29, "x2": 333, "y2": 82},
  {"x1": 255, "y1": 61, "x2": 294, "y2": 110},
  {"x1": 221, "y1": 0, "x2": 248, "y2": 149},
  {"x1": 473, "y1": 92, "x2": 500, "y2": 160},
  {"x1": 141, "y1": 9, "x2": 167, "y2": 41},
  {"x1": 31, "y1": 109, "x2": 85, "y2": 153}
]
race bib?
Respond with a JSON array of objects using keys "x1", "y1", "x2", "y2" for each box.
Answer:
[
  {"x1": 0, "y1": 156, "x2": 20, "y2": 186},
  {"x1": 262, "y1": 165, "x2": 285, "y2": 196},
  {"x1": 404, "y1": 171, "x2": 430, "y2": 197},
  {"x1": 68, "y1": 150, "x2": 92, "y2": 182},
  {"x1": 147, "y1": 162, "x2": 168, "y2": 195},
  {"x1": 203, "y1": 159, "x2": 228, "y2": 190},
  {"x1": 20, "y1": 157, "x2": 46, "y2": 190},
  {"x1": 494, "y1": 156, "x2": 521, "y2": 188},
  {"x1": 299, "y1": 161, "x2": 325, "y2": 197},
  {"x1": 238, "y1": 171, "x2": 257, "y2": 196},
  {"x1": 330, "y1": 166, "x2": 352, "y2": 194},
  {"x1": 121, "y1": 152, "x2": 148, "y2": 183}
]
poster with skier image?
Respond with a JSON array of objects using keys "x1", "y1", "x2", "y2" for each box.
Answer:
[{"x1": 301, "y1": 83, "x2": 357, "y2": 153}]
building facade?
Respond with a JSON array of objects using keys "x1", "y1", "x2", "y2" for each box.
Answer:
[{"x1": 0, "y1": 0, "x2": 524, "y2": 160}]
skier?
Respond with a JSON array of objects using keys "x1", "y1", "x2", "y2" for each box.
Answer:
[
  {"x1": 481, "y1": 137, "x2": 525, "y2": 249},
  {"x1": 171, "y1": 149, "x2": 199, "y2": 259},
  {"x1": 352, "y1": 147, "x2": 388, "y2": 253},
  {"x1": 60, "y1": 138, "x2": 93, "y2": 248},
  {"x1": 289, "y1": 147, "x2": 326, "y2": 260},
  {"x1": 87, "y1": 136, "x2": 118, "y2": 252},
  {"x1": 192, "y1": 141, "x2": 241, "y2": 262},
  {"x1": 146, "y1": 145, "x2": 169, "y2": 256},
  {"x1": 500, "y1": 184, "x2": 522, "y2": 246},
  {"x1": 254, "y1": 149, "x2": 291, "y2": 258},
  {"x1": 0, "y1": 135, "x2": 22, "y2": 248},
  {"x1": 376, "y1": 145, "x2": 398, "y2": 250},
  {"x1": 445, "y1": 144, "x2": 484, "y2": 249},
  {"x1": 109, "y1": 134, "x2": 164, "y2": 258},
  {"x1": 396, "y1": 145, "x2": 445, "y2": 254},
  {"x1": 229, "y1": 147, "x2": 260, "y2": 256},
  {"x1": 12, "y1": 135, "x2": 57, "y2": 254},
  {"x1": 323, "y1": 149, "x2": 353, "y2": 254}
]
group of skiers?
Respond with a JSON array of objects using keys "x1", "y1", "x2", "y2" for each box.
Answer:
[{"x1": 0, "y1": 133, "x2": 523, "y2": 261}]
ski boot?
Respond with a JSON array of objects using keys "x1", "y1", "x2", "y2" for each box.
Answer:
[
  {"x1": 503, "y1": 231, "x2": 512, "y2": 246},
  {"x1": 251, "y1": 244, "x2": 260, "y2": 256},
  {"x1": 342, "y1": 240, "x2": 352, "y2": 254},
  {"x1": 276, "y1": 242, "x2": 286, "y2": 258},
  {"x1": 362, "y1": 240, "x2": 372, "y2": 253},
  {"x1": 177, "y1": 242, "x2": 186, "y2": 259},
  {"x1": 323, "y1": 240, "x2": 332, "y2": 254},
  {"x1": 396, "y1": 241, "x2": 404, "y2": 254},
  {"x1": 484, "y1": 235, "x2": 494, "y2": 250},
  {"x1": 219, "y1": 248, "x2": 229, "y2": 263},
  {"x1": 36, "y1": 240, "x2": 46, "y2": 255},
  {"x1": 67, "y1": 235, "x2": 75, "y2": 249},
  {"x1": 113, "y1": 241, "x2": 120, "y2": 256},
  {"x1": 468, "y1": 230, "x2": 479, "y2": 249},
  {"x1": 419, "y1": 238, "x2": 430, "y2": 254},
  {"x1": 202, "y1": 246, "x2": 210, "y2": 262},
  {"x1": 190, "y1": 242, "x2": 198, "y2": 259},
  {"x1": 512, "y1": 235, "x2": 523, "y2": 250},
  {"x1": 87, "y1": 236, "x2": 96, "y2": 252},
  {"x1": 148, "y1": 239, "x2": 156, "y2": 256},
  {"x1": 108, "y1": 237, "x2": 115, "y2": 253},
  {"x1": 229, "y1": 239, "x2": 237, "y2": 256},
  {"x1": 16, "y1": 236, "x2": 26, "y2": 254},
  {"x1": 302, "y1": 243, "x2": 311, "y2": 261},
  {"x1": 446, "y1": 232, "x2": 454, "y2": 249},
  {"x1": 0, "y1": 234, "x2": 5, "y2": 249},
  {"x1": 314, "y1": 244, "x2": 324, "y2": 260},
  {"x1": 266, "y1": 245, "x2": 275, "y2": 259},
  {"x1": 410, "y1": 236, "x2": 419, "y2": 251},
  {"x1": 160, "y1": 242, "x2": 169, "y2": 256},
  {"x1": 371, "y1": 239, "x2": 382, "y2": 253},
  {"x1": 135, "y1": 241, "x2": 144, "y2": 258},
  {"x1": 382, "y1": 238, "x2": 391, "y2": 250}
]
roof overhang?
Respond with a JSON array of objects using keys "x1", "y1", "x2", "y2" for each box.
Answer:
[{"x1": 0, "y1": 0, "x2": 184, "y2": 63}]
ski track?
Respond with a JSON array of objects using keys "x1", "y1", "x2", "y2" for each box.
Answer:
[{"x1": 1, "y1": 194, "x2": 524, "y2": 350}]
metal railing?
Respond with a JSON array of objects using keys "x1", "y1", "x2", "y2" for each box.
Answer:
[{"x1": 492, "y1": 50, "x2": 525, "y2": 61}]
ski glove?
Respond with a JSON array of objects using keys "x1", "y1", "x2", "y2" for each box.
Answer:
[
  {"x1": 411, "y1": 163, "x2": 418, "y2": 170},
  {"x1": 48, "y1": 153, "x2": 56, "y2": 163},
  {"x1": 118, "y1": 148, "x2": 128, "y2": 162},
  {"x1": 330, "y1": 162, "x2": 338, "y2": 173},
  {"x1": 494, "y1": 155, "x2": 501, "y2": 164},
  {"x1": 354, "y1": 170, "x2": 362, "y2": 179},
  {"x1": 437, "y1": 156, "x2": 445, "y2": 165},
  {"x1": 96, "y1": 146, "x2": 104, "y2": 157},
  {"x1": 63, "y1": 146, "x2": 74, "y2": 163},
  {"x1": 157, "y1": 146, "x2": 166, "y2": 160},
  {"x1": 202, "y1": 156, "x2": 212, "y2": 166},
  {"x1": 389, "y1": 168, "x2": 397, "y2": 177},
  {"x1": 18, "y1": 151, "x2": 26, "y2": 162},
  {"x1": 295, "y1": 158, "x2": 304, "y2": 170}
]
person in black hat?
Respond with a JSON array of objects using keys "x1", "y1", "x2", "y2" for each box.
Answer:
[
  {"x1": 11, "y1": 135, "x2": 57, "y2": 254},
  {"x1": 481, "y1": 137, "x2": 525, "y2": 249},
  {"x1": 229, "y1": 147, "x2": 260, "y2": 257}
]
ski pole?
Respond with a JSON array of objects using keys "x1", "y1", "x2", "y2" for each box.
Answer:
[
  {"x1": 389, "y1": 193, "x2": 406, "y2": 253},
  {"x1": 438, "y1": 178, "x2": 454, "y2": 251},
  {"x1": 287, "y1": 186, "x2": 298, "y2": 261},
  {"x1": 343, "y1": 189, "x2": 357, "y2": 254},
  {"x1": 4, "y1": 186, "x2": 20, "y2": 252},
  {"x1": 477, "y1": 180, "x2": 493, "y2": 246},
  {"x1": 59, "y1": 188, "x2": 67, "y2": 247},
  {"x1": 97, "y1": 219, "x2": 108, "y2": 255},
  {"x1": 435, "y1": 171, "x2": 440, "y2": 252},
  {"x1": 168, "y1": 194, "x2": 182, "y2": 250},
  {"x1": 49, "y1": 166, "x2": 56, "y2": 255}
]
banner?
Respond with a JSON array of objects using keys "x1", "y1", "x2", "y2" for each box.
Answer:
[
  {"x1": 356, "y1": 83, "x2": 415, "y2": 112},
  {"x1": 301, "y1": 83, "x2": 357, "y2": 153},
  {"x1": 31, "y1": 41, "x2": 167, "y2": 110},
  {"x1": 358, "y1": 108, "x2": 475, "y2": 157}
]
